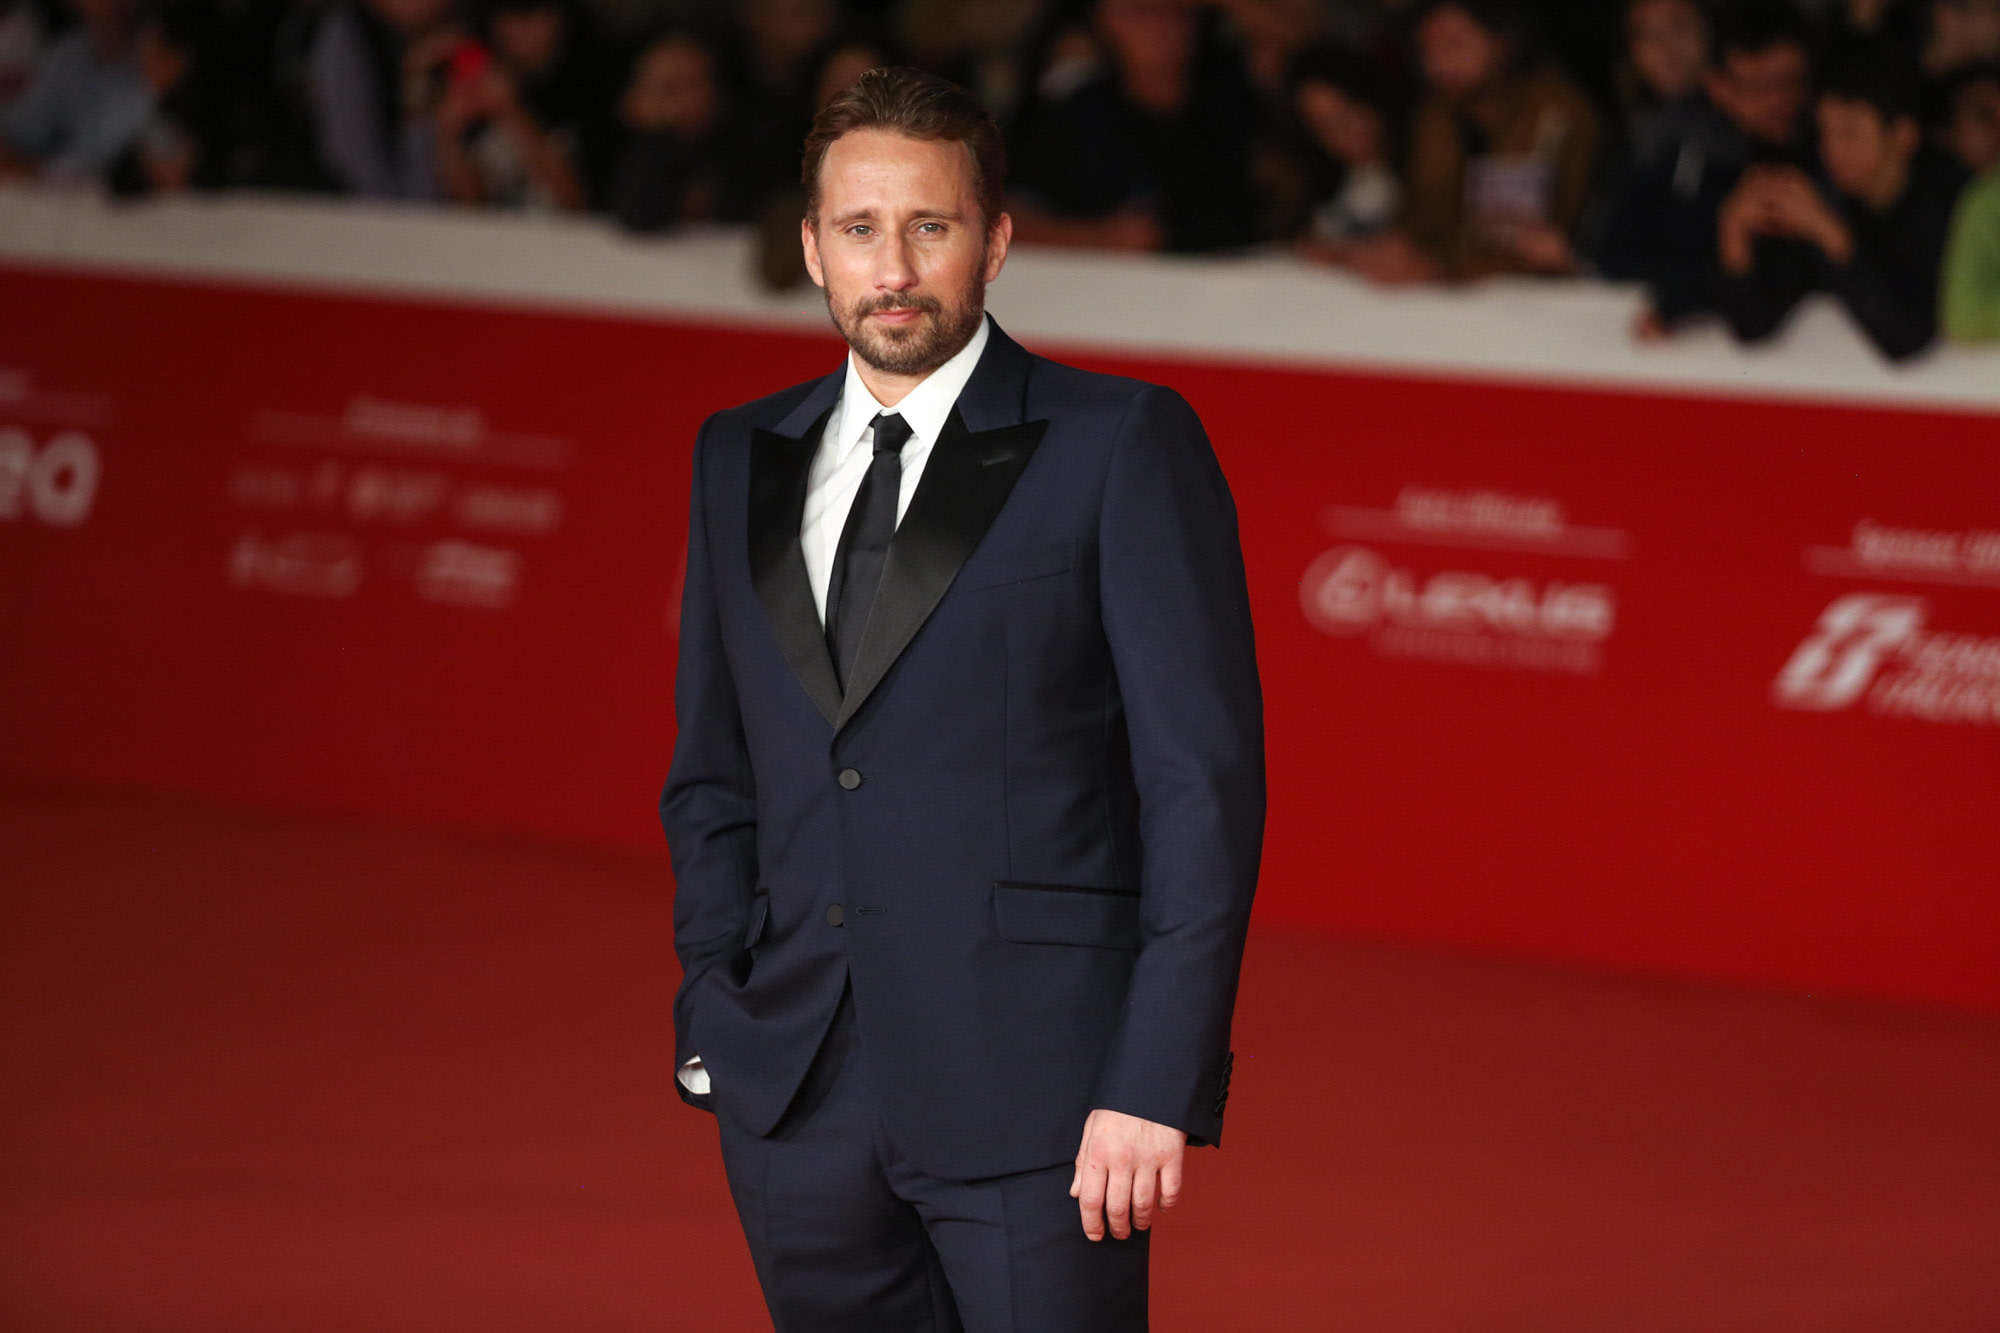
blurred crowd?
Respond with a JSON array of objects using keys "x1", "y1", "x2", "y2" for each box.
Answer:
[{"x1": 2, "y1": 0, "x2": 1997, "y2": 357}]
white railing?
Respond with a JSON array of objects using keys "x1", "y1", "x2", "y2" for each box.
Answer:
[{"x1": 3, "y1": 183, "x2": 1995, "y2": 415}]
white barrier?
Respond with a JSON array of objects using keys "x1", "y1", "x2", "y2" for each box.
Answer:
[{"x1": 3, "y1": 183, "x2": 1996, "y2": 415}]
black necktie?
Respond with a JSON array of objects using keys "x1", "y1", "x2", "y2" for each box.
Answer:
[{"x1": 826, "y1": 412, "x2": 910, "y2": 691}]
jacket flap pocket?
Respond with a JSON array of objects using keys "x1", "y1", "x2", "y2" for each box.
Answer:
[
  {"x1": 744, "y1": 893, "x2": 770, "y2": 949},
  {"x1": 956, "y1": 541, "x2": 1074, "y2": 593},
  {"x1": 993, "y1": 881, "x2": 1140, "y2": 951}
]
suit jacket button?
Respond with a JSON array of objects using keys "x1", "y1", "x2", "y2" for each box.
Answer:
[
  {"x1": 826, "y1": 903, "x2": 845, "y2": 927},
  {"x1": 837, "y1": 768, "x2": 863, "y2": 790}
]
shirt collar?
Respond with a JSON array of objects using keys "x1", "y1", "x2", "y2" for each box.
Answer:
[{"x1": 831, "y1": 314, "x2": 992, "y2": 463}]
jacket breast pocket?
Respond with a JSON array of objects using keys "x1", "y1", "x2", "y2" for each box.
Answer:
[
  {"x1": 992, "y1": 881, "x2": 1141, "y2": 951},
  {"x1": 955, "y1": 541, "x2": 1075, "y2": 594}
]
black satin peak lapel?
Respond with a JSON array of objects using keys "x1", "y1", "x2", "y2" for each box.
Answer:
[
  {"x1": 835, "y1": 410, "x2": 1048, "y2": 730},
  {"x1": 749, "y1": 413, "x2": 841, "y2": 727}
]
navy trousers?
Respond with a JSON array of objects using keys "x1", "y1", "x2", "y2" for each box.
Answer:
[{"x1": 714, "y1": 989, "x2": 1151, "y2": 1332}]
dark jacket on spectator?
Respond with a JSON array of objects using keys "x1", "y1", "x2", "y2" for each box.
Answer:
[
  {"x1": 494, "y1": 4, "x2": 619, "y2": 208},
  {"x1": 610, "y1": 116, "x2": 767, "y2": 232},
  {"x1": 1013, "y1": 38, "x2": 1261, "y2": 253},
  {"x1": 306, "y1": 3, "x2": 441, "y2": 199},
  {"x1": 1592, "y1": 92, "x2": 1812, "y2": 324},
  {"x1": 1720, "y1": 151, "x2": 1967, "y2": 361}
]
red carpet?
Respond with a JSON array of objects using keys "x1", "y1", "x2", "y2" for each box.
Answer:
[{"x1": 2, "y1": 784, "x2": 1996, "y2": 1329}]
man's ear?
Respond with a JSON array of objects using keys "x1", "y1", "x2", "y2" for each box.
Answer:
[
  {"x1": 983, "y1": 212, "x2": 1013, "y2": 283},
  {"x1": 801, "y1": 217, "x2": 825, "y2": 289}
]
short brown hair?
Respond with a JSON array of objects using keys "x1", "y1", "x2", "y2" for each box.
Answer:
[{"x1": 801, "y1": 66, "x2": 1007, "y2": 230}]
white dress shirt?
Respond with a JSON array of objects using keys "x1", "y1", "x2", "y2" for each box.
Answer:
[
  {"x1": 677, "y1": 315, "x2": 992, "y2": 1098},
  {"x1": 800, "y1": 314, "x2": 992, "y2": 624}
]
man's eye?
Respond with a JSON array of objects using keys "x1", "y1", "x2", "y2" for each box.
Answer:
[
  {"x1": 917, "y1": 222, "x2": 944, "y2": 234},
  {"x1": 849, "y1": 225, "x2": 872, "y2": 237}
]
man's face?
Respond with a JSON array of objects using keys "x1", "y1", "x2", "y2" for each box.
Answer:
[
  {"x1": 491, "y1": 4, "x2": 564, "y2": 77},
  {"x1": 1709, "y1": 42, "x2": 1810, "y2": 147},
  {"x1": 802, "y1": 129, "x2": 1010, "y2": 379},
  {"x1": 1933, "y1": 0, "x2": 2000, "y2": 72},
  {"x1": 1096, "y1": 0, "x2": 1196, "y2": 80},
  {"x1": 136, "y1": 21, "x2": 190, "y2": 93},
  {"x1": 1947, "y1": 77, "x2": 2000, "y2": 174},
  {"x1": 1817, "y1": 95, "x2": 1917, "y2": 200},
  {"x1": 624, "y1": 38, "x2": 717, "y2": 134},
  {"x1": 1627, "y1": 0, "x2": 1708, "y2": 103},
  {"x1": 1418, "y1": 5, "x2": 1503, "y2": 102}
]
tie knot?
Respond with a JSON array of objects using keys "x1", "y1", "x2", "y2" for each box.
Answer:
[{"x1": 871, "y1": 413, "x2": 912, "y2": 456}]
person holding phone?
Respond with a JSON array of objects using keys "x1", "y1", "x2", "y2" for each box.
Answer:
[{"x1": 434, "y1": 0, "x2": 608, "y2": 211}]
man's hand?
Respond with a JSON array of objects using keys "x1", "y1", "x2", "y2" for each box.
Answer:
[
  {"x1": 1070, "y1": 1108, "x2": 1187, "y2": 1242},
  {"x1": 1510, "y1": 221, "x2": 1575, "y2": 273},
  {"x1": 401, "y1": 29, "x2": 463, "y2": 113},
  {"x1": 1718, "y1": 173, "x2": 1780, "y2": 275},
  {"x1": 1631, "y1": 305, "x2": 1671, "y2": 342},
  {"x1": 1348, "y1": 230, "x2": 1442, "y2": 286},
  {"x1": 1720, "y1": 167, "x2": 1855, "y2": 273},
  {"x1": 1757, "y1": 169, "x2": 1854, "y2": 264}
]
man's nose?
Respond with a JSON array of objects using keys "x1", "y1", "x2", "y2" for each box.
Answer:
[{"x1": 875, "y1": 234, "x2": 918, "y2": 291}]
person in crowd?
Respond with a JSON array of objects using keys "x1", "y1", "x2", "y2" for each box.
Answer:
[
  {"x1": 1515, "y1": 0, "x2": 1627, "y2": 110},
  {"x1": 1822, "y1": 0, "x2": 1929, "y2": 63},
  {"x1": 1216, "y1": 0, "x2": 1330, "y2": 93},
  {"x1": 1593, "y1": 0, "x2": 1815, "y2": 337},
  {"x1": 610, "y1": 27, "x2": 764, "y2": 231},
  {"x1": 1920, "y1": 0, "x2": 2000, "y2": 78},
  {"x1": 433, "y1": 0, "x2": 611, "y2": 210},
  {"x1": 1216, "y1": 0, "x2": 1353, "y2": 245},
  {"x1": 1613, "y1": 0, "x2": 1711, "y2": 149},
  {"x1": 893, "y1": 0, "x2": 1052, "y2": 135},
  {"x1": 807, "y1": 30, "x2": 893, "y2": 109},
  {"x1": 306, "y1": 0, "x2": 461, "y2": 198},
  {"x1": 727, "y1": 0, "x2": 842, "y2": 180},
  {"x1": 0, "y1": 0, "x2": 148, "y2": 182},
  {"x1": 1288, "y1": 43, "x2": 1405, "y2": 267},
  {"x1": 1939, "y1": 56, "x2": 2000, "y2": 167},
  {"x1": 0, "y1": 0, "x2": 46, "y2": 112},
  {"x1": 1579, "y1": 0, "x2": 1711, "y2": 315},
  {"x1": 736, "y1": 0, "x2": 839, "y2": 106},
  {"x1": 1009, "y1": 0, "x2": 1262, "y2": 253},
  {"x1": 1940, "y1": 62, "x2": 2000, "y2": 337},
  {"x1": 103, "y1": 0, "x2": 220, "y2": 194},
  {"x1": 723, "y1": 0, "x2": 871, "y2": 239},
  {"x1": 748, "y1": 28, "x2": 896, "y2": 286},
  {"x1": 1718, "y1": 56, "x2": 1966, "y2": 359},
  {"x1": 1391, "y1": 0, "x2": 1605, "y2": 282},
  {"x1": 169, "y1": 0, "x2": 348, "y2": 192}
]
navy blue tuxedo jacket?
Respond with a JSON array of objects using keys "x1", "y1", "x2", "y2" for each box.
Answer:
[{"x1": 661, "y1": 320, "x2": 1264, "y2": 1182}]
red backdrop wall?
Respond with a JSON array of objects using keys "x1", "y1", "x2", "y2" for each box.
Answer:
[{"x1": 4, "y1": 266, "x2": 1996, "y2": 1012}]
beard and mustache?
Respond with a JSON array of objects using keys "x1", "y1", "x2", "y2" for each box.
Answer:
[{"x1": 825, "y1": 270, "x2": 988, "y2": 377}]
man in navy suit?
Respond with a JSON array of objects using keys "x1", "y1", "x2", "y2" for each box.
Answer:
[{"x1": 661, "y1": 66, "x2": 1264, "y2": 1331}]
